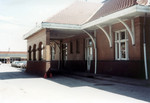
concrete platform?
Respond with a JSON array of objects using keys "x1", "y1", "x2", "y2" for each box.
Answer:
[{"x1": 66, "y1": 72, "x2": 150, "y2": 87}]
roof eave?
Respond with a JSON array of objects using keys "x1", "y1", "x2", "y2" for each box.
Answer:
[
  {"x1": 42, "y1": 22, "x2": 81, "y2": 30},
  {"x1": 23, "y1": 23, "x2": 81, "y2": 40},
  {"x1": 82, "y1": 5, "x2": 150, "y2": 29},
  {"x1": 23, "y1": 25, "x2": 43, "y2": 40},
  {"x1": 23, "y1": 5, "x2": 150, "y2": 40}
]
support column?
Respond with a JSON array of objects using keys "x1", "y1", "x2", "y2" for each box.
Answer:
[
  {"x1": 96, "y1": 25, "x2": 112, "y2": 47},
  {"x1": 45, "y1": 29, "x2": 51, "y2": 72},
  {"x1": 83, "y1": 30, "x2": 97, "y2": 74}
]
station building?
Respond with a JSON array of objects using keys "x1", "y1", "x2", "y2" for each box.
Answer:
[
  {"x1": 0, "y1": 51, "x2": 27, "y2": 63},
  {"x1": 23, "y1": 0, "x2": 150, "y2": 79}
]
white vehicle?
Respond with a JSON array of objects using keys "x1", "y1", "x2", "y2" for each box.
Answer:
[
  {"x1": 11, "y1": 61, "x2": 19, "y2": 67},
  {"x1": 0, "y1": 61, "x2": 2, "y2": 65},
  {"x1": 16, "y1": 61, "x2": 27, "y2": 68}
]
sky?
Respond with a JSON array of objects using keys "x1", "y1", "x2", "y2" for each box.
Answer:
[{"x1": 0, "y1": 0, "x2": 103, "y2": 52}]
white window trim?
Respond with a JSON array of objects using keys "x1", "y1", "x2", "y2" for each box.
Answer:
[
  {"x1": 115, "y1": 30, "x2": 129, "y2": 60},
  {"x1": 51, "y1": 46, "x2": 55, "y2": 60},
  {"x1": 85, "y1": 38, "x2": 93, "y2": 60}
]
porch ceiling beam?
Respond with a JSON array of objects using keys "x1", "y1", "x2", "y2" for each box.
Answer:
[
  {"x1": 118, "y1": 19, "x2": 135, "y2": 45},
  {"x1": 96, "y1": 25, "x2": 112, "y2": 47},
  {"x1": 82, "y1": 30, "x2": 97, "y2": 74}
]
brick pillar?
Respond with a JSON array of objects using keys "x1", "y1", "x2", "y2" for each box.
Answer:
[
  {"x1": 36, "y1": 49, "x2": 39, "y2": 61},
  {"x1": 45, "y1": 29, "x2": 51, "y2": 72}
]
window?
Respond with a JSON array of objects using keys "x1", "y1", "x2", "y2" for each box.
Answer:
[
  {"x1": 76, "y1": 40, "x2": 80, "y2": 53},
  {"x1": 62, "y1": 43, "x2": 68, "y2": 60},
  {"x1": 41, "y1": 44, "x2": 44, "y2": 60},
  {"x1": 115, "y1": 30, "x2": 128, "y2": 60},
  {"x1": 88, "y1": 39, "x2": 92, "y2": 45},
  {"x1": 87, "y1": 39, "x2": 93, "y2": 57},
  {"x1": 70, "y1": 41, "x2": 73, "y2": 54}
]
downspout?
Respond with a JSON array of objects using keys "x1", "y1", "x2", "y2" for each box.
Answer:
[
  {"x1": 82, "y1": 30, "x2": 97, "y2": 74},
  {"x1": 143, "y1": 13, "x2": 148, "y2": 80}
]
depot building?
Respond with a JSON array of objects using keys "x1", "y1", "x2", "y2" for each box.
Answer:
[{"x1": 23, "y1": 0, "x2": 150, "y2": 79}]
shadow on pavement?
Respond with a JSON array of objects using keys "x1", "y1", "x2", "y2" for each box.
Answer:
[
  {"x1": 1, "y1": 65, "x2": 150, "y2": 102},
  {"x1": 47, "y1": 74, "x2": 150, "y2": 102},
  {"x1": 0, "y1": 71, "x2": 39, "y2": 80}
]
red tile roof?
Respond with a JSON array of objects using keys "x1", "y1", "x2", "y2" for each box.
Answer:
[
  {"x1": 45, "y1": 1, "x2": 102, "y2": 25},
  {"x1": 88, "y1": 0, "x2": 137, "y2": 22}
]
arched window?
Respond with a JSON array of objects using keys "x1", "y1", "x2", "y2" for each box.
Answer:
[
  {"x1": 38, "y1": 42, "x2": 44, "y2": 61},
  {"x1": 33, "y1": 44, "x2": 36, "y2": 61},
  {"x1": 41, "y1": 44, "x2": 44, "y2": 60},
  {"x1": 28, "y1": 46, "x2": 32, "y2": 60}
]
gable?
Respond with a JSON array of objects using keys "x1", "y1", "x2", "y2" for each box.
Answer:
[{"x1": 89, "y1": 0, "x2": 137, "y2": 22}]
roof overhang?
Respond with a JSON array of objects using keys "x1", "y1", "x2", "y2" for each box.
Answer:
[
  {"x1": 23, "y1": 25, "x2": 43, "y2": 39},
  {"x1": 82, "y1": 5, "x2": 150, "y2": 30},
  {"x1": 43, "y1": 23, "x2": 82, "y2": 39},
  {"x1": 23, "y1": 5, "x2": 150, "y2": 40},
  {"x1": 42, "y1": 22, "x2": 81, "y2": 30}
]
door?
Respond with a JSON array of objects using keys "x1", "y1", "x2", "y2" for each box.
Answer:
[
  {"x1": 62, "y1": 43, "x2": 68, "y2": 68},
  {"x1": 86, "y1": 39, "x2": 93, "y2": 71},
  {"x1": 51, "y1": 45, "x2": 55, "y2": 61}
]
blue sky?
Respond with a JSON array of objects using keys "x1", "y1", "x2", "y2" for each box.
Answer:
[{"x1": 0, "y1": 0, "x2": 102, "y2": 51}]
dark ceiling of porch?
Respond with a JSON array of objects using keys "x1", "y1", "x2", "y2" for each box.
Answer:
[{"x1": 49, "y1": 29, "x2": 93, "y2": 40}]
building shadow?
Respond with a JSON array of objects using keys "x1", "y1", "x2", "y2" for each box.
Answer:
[
  {"x1": 0, "y1": 70, "x2": 39, "y2": 80},
  {"x1": 46, "y1": 74, "x2": 150, "y2": 102},
  {"x1": 1, "y1": 68, "x2": 150, "y2": 102}
]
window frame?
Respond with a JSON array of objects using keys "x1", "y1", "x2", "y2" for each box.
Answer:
[{"x1": 115, "y1": 30, "x2": 129, "y2": 60}]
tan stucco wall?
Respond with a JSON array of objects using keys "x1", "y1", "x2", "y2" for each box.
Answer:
[{"x1": 27, "y1": 29, "x2": 47, "y2": 61}]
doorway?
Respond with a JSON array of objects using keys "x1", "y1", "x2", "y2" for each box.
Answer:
[
  {"x1": 85, "y1": 38, "x2": 93, "y2": 72},
  {"x1": 62, "y1": 43, "x2": 68, "y2": 68}
]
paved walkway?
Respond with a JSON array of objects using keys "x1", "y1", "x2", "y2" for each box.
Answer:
[
  {"x1": 1, "y1": 64, "x2": 150, "y2": 103},
  {"x1": 68, "y1": 72, "x2": 150, "y2": 87}
]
